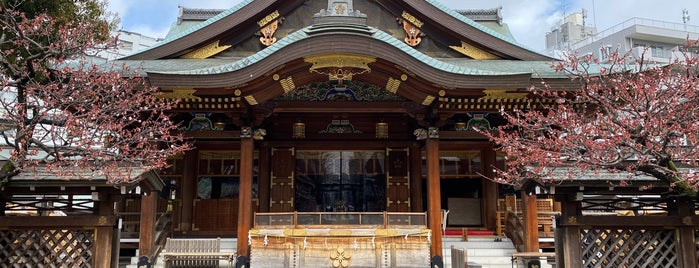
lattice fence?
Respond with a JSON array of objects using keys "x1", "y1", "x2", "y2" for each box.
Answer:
[
  {"x1": 581, "y1": 229, "x2": 677, "y2": 268},
  {"x1": 0, "y1": 229, "x2": 94, "y2": 268}
]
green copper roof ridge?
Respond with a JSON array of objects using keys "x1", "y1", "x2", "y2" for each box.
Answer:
[
  {"x1": 118, "y1": 0, "x2": 254, "y2": 59},
  {"x1": 149, "y1": 26, "x2": 530, "y2": 77},
  {"x1": 423, "y1": 0, "x2": 544, "y2": 57}
]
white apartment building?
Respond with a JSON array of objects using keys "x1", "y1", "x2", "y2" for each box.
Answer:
[
  {"x1": 548, "y1": 14, "x2": 699, "y2": 63},
  {"x1": 545, "y1": 11, "x2": 597, "y2": 52},
  {"x1": 88, "y1": 30, "x2": 162, "y2": 63}
]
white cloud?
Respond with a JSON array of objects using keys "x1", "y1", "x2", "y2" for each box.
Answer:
[{"x1": 105, "y1": 0, "x2": 135, "y2": 20}]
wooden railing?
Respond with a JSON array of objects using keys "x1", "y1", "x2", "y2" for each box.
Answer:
[
  {"x1": 149, "y1": 211, "x2": 172, "y2": 262},
  {"x1": 254, "y1": 212, "x2": 427, "y2": 228},
  {"x1": 497, "y1": 198, "x2": 559, "y2": 236},
  {"x1": 497, "y1": 197, "x2": 560, "y2": 252},
  {"x1": 119, "y1": 210, "x2": 173, "y2": 264},
  {"x1": 505, "y1": 211, "x2": 526, "y2": 252}
]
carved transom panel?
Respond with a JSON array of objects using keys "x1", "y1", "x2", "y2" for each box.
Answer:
[{"x1": 304, "y1": 54, "x2": 376, "y2": 84}]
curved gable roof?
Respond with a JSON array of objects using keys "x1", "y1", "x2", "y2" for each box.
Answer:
[
  {"x1": 149, "y1": 27, "x2": 523, "y2": 77},
  {"x1": 406, "y1": 0, "x2": 550, "y2": 60},
  {"x1": 141, "y1": 24, "x2": 558, "y2": 93},
  {"x1": 124, "y1": 0, "x2": 551, "y2": 61},
  {"x1": 123, "y1": 0, "x2": 273, "y2": 60}
]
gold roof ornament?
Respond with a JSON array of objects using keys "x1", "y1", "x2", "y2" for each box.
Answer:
[
  {"x1": 304, "y1": 54, "x2": 376, "y2": 84},
  {"x1": 450, "y1": 41, "x2": 499, "y2": 60},
  {"x1": 180, "y1": 40, "x2": 231, "y2": 59},
  {"x1": 401, "y1": 11, "x2": 423, "y2": 46}
]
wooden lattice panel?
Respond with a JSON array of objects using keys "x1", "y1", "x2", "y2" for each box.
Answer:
[
  {"x1": 6, "y1": 196, "x2": 96, "y2": 215},
  {"x1": 0, "y1": 229, "x2": 94, "y2": 267},
  {"x1": 581, "y1": 229, "x2": 677, "y2": 268}
]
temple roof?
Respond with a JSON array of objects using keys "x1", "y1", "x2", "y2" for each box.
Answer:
[
  {"x1": 456, "y1": 7, "x2": 503, "y2": 24},
  {"x1": 113, "y1": 0, "x2": 572, "y2": 113},
  {"x1": 125, "y1": 0, "x2": 549, "y2": 61}
]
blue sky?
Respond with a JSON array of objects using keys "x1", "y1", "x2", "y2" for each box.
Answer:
[{"x1": 108, "y1": 0, "x2": 699, "y2": 52}]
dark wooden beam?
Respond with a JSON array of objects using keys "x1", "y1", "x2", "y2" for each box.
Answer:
[
  {"x1": 426, "y1": 138, "x2": 442, "y2": 258},
  {"x1": 482, "y1": 148, "x2": 498, "y2": 231},
  {"x1": 184, "y1": 130, "x2": 242, "y2": 140},
  {"x1": 237, "y1": 137, "x2": 254, "y2": 258},
  {"x1": 0, "y1": 215, "x2": 115, "y2": 228},
  {"x1": 409, "y1": 143, "x2": 423, "y2": 212},
  {"x1": 180, "y1": 149, "x2": 198, "y2": 232},
  {"x1": 557, "y1": 215, "x2": 699, "y2": 227},
  {"x1": 257, "y1": 143, "x2": 271, "y2": 213},
  {"x1": 271, "y1": 101, "x2": 411, "y2": 114}
]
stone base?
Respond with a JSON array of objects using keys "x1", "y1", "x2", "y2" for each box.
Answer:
[{"x1": 250, "y1": 228, "x2": 430, "y2": 268}]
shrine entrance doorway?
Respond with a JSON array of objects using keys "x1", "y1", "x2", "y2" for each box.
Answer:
[{"x1": 294, "y1": 150, "x2": 387, "y2": 213}]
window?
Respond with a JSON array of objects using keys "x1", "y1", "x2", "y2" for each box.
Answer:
[
  {"x1": 196, "y1": 151, "x2": 258, "y2": 199},
  {"x1": 118, "y1": 40, "x2": 133, "y2": 50}
]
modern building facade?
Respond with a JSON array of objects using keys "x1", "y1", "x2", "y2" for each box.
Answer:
[
  {"x1": 552, "y1": 15, "x2": 699, "y2": 62},
  {"x1": 88, "y1": 30, "x2": 162, "y2": 63},
  {"x1": 545, "y1": 11, "x2": 597, "y2": 53}
]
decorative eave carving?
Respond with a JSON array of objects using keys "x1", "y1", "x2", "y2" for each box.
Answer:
[
  {"x1": 401, "y1": 11, "x2": 424, "y2": 28},
  {"x1": 385, "y1": 77, "x2": 401, "y2": 94},
  {"x1": 245, "y1": 95, "x2": 259, "y2": 105},
  {"x1": 450, "y1": 41, "x2": 499, "y2": 60},
  {"x1": 273, "y1": 74, "x2": 296, "y2": 93},
  {"x1": 437, "y1": 91, "x2": 554, "y2": 111},
  {"x1": 258, "y1": 10, "x2": 281, "y2": 46},
  {"x1": 481, "y1": 89, "x2": 529, "y2": 100},
  {"x1": 400, "y1": 11, "x2": 423, "y2": 47},
  {"x1": 257, "y1": 10, "x2": 280, "y2": 27},
  {"x1": 304, "y1": 54, "x2": 376, "y2": 83},
  {"x1": 422, "y1": 95, "x2": 435, "y2": 106},
  {"x1": 180, "y1": 40, "x2": 231, "y2": 59},
  {"x1": 159, "y1": 88, "x2": 200, "y2": 100}
]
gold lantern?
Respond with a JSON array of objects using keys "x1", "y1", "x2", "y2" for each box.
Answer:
[
  {"x1": 376, "y1": 122, "x2": 388, "y2": 139},
  {"x1": 293, "y1": 122, "x2": 306, "y2": 139},
  {"x1": 454, "y1": 122, "x2": 467, "y2": 131}
]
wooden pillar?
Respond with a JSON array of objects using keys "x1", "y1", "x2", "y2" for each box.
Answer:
[
  {"x1": 675, "y1": 201, "x2": 697, "y2": 268},
  {"x1": 257, "y1": 143, "x2": 271, "y2": 213},
  {"x1": 94, "y1": 217, "x2": 115, "y2": 268},
  {"x1": 96, "y1": 191, "x2": 112, "y2": 216},
  {"x1": 181, "y1": 149, "x2": 197, "y2": 232},
  {"x1": 237, "y1": 136, "x2": 254, "y2": 259},
  {"x1": 556, "y1": 196, "x2": 582, "y2": 267},
  {"x1": 409, "y1": 143, "x2": 423, "y2": 212},
  {"x1": 96, "y1": 192, "x2": 119, "y2": 268},
  {"x1": 482, "y1": 149, "x2": 497, "y2": 231},
  {"x1": 522, "y1": 192, "x2": 539, "y2": 252},
  {"x1": 139, "y1": 190, "x2": 158, "y2": 258},
  {"x1": 426, "y1": 137, "x2": 443, "y2": 260}
]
